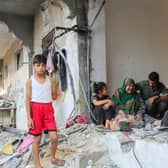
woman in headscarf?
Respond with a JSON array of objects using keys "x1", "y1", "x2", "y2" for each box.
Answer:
[{"x1": 112, "y1": 78, "x2": 145, "y2": 127}]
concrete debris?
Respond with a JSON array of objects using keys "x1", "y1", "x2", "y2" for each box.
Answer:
[
  {"x1": 0, "y1": 99, "x2": 16, "y2": 128},
  {"x1": 63, "y1": 123, "x2": 88, "y2": 135},
  {"x1": 132, "y1": 127, "x2": 168, "y2": 143},
  {"x1": 117, "y1": 134, "x2": 135, "y2": 153},
  {"x1": 0, "y1": 99, "x2": 15, "y2": 108},
  {"x1": 1, "y1": 124, "x2": 168, "y2": 167}
]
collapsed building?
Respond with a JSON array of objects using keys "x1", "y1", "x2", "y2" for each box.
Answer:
[{"x1": 0, "y1": 0, "x2": 168, "y2": 167}]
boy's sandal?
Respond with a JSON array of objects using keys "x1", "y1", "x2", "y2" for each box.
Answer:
[{"x1": 51, "y1": 158, "x2": 65, "y2": 166}]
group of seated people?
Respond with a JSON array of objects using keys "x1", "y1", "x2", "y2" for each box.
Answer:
[{"x1": 91, "y1": 71, "x2": 168, "y2": 129}]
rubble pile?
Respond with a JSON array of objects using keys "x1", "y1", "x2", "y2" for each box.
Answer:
[
  {"x1": 1, "y1": 123, "x2": 168, "y2": 168},
  {"x1": 0, "y1": 124, "x2": 118, "y2": 168}
]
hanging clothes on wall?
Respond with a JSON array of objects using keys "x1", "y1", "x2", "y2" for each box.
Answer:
[
  {"x1": 52, "y1": 49, "x2": 68, "y2": 92},
  {"x1": 53, "y1": 45, "x2": 77, "y2": 118},
  {"x1": 52, "y1": 51, "x2": 58, "y2": 71},
  {"x1": 46, "y1": 49, "x2": 54, "y2": 74},
  {"x1": 51, "y1": 71, "x2": 66, "y2": 102},
  {"x1": 42, "y1": 46, "x2": 68, "y2": 98},
  {"x1": 42, "y1": 30, "x2": 78, "y2": 117}
]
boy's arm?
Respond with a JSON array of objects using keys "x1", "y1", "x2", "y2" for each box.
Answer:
[
  {"x1": 92, "y1": 98, "x2": 111, "y2": 106},
  {"x1": 25, "y1": 79, "x2": 31, "y2": 119},
  {"x1": 50, "y1": 77, "x2": 57, "y2": 100},
  {"x1": 25, "y1": 79, "x2": 34, "y2": 128}
]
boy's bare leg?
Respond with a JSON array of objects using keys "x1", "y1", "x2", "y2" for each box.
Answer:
[
  {"x1": 48, "y1": 131, "x2": 65, "y2": 166},
  {"x1": 105, "y1": 120, "x2": 110, "y2": 128},
  {"x1": 48, "y1": 131, "x2": 58, "y2": 160},
  {"x1": 32, "y1": 135, "x2": 42, "y2": 168}
]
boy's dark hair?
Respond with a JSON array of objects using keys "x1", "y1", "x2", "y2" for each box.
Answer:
[
  {"x1": 32, "y1": 54, "x2": 47, "y2": 65},
  {"x1": 93, "y1": 82, "x2": 107, "y2": 94},
  {"x1": 148, "y1": 72, "x2": 159, "y2": 82}
]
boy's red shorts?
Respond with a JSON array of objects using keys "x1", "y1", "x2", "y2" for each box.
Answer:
[{"x1": 29, "y1": 102, "x2": 57, "y2": 135}]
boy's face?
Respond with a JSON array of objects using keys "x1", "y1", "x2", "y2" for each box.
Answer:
[
  {"x1": 33, "y1": 63, "x2": 46, "y2": 75},
  {"x1": 101, "y1": 86, "x2": 108, "y2": 96}
]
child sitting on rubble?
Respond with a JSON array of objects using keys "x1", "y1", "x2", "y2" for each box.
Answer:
[
  {"x1": 91, "y1": 82, "x2": 115, "y2": 128},
  {"x1": 25, "y1": 54, "x2": 65, "y2": 168},
  {"x1": 112, "y1": 78, "x2": 145, "y2": 128}
]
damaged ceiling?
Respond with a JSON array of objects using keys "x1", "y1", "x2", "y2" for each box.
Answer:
[
  {"x1": 0, "y1": 22, "x2": 20, "y2": 59},
  {"x1": 0, "y1": 0, "x2": 44, "y2": 16},
  {"x1": 0, "y1": 0, "x2": 42, "y2": 58}
]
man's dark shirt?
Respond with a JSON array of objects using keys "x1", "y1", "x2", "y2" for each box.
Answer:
[{"x1": 136, "y1": 80, "x2": 167, "y2": 101}]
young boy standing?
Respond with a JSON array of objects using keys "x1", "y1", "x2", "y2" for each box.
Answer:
[{"x1": 25, "y1": 54, "x2": 65, "y2": 168}]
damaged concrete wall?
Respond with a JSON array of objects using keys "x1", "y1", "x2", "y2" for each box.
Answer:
[
  {"x1": 106, "y1": 0, "x2": 168, "y2": 93},
  {"x1": 88, "y1": 0, "x2": 107, "y2": 83},
  {"x1": 0, "y1": 14, "x2": 33, "y2": 129},
  {"x1": 34, "y1": 1, "x2": 79, "y2": 128},
  {"x1": 3, "y1": 45, "x2": 30, "y2": 129}
]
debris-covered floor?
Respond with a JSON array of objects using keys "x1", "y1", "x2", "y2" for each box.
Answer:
[{"x1": 1, "y1": 124, "x2": 168, "y2": 168}]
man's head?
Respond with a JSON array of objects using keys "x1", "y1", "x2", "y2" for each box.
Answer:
[{"x1": 148, "y1": 72, "x2": 159, "y2": 89}]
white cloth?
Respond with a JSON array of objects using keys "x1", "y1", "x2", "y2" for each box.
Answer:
[{"x1": 46, "y1": 51, "x2": 54, "y2": 73}]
